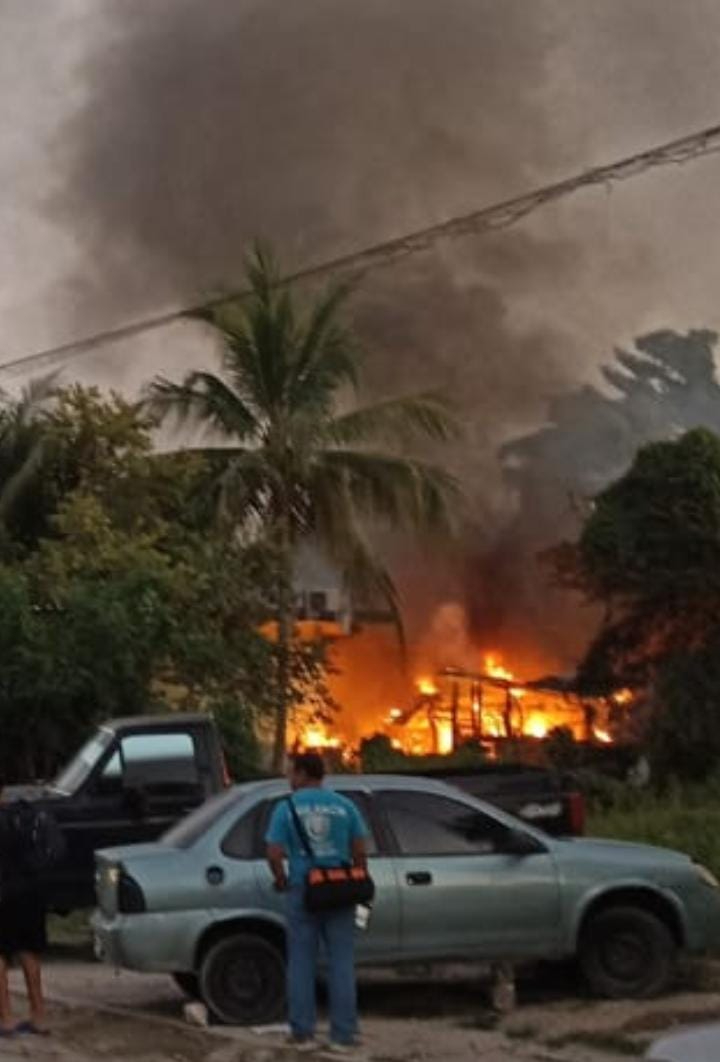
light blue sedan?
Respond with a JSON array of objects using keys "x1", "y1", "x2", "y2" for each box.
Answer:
[{"x1": 92, "y1": 775, "x2": 720, "y2": 1024}]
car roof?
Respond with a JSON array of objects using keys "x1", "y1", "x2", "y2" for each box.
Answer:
[
  {"x1": 229, "y1": 774, "x2": 477, "y2": 800},
  {"x1": 101, "y1": 712, "x2": 211, "y2": 731}
]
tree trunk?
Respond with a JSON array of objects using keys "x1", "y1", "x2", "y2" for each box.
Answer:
[{"x1": 271, "y1": 542, "x2": 293, "y2": 771}]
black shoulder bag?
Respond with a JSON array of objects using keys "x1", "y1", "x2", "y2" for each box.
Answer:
[{"x1": 287, "y1": 798, "x2": 374, "y2": 913}]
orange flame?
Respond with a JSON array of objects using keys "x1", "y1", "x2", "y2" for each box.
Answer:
[{"x1": 484, "y1": 653, "x2": 514, "y2": 681}]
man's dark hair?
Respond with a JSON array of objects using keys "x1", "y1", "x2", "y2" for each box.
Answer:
[{"x1": 292, "y1": 752, "x2": 325, "y2": 781}]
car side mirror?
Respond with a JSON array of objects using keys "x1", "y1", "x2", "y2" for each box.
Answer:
[{"x1": 499, "y1": 827, "x2": 545, "y2": 857}]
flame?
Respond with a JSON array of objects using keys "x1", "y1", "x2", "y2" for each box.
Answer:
[
  {"x1": 291, "y1": 635, "x2": 619, "y2": 758},
  {"x1": 300, "y1": 727, "x2": 340, "y2": 750},
  {"x1": 526, "y1": 716, "x2": 548, "y2": 739},
  {"x1": 484, "y1": 654, "x2": 514, "y2": 682},
  {"x1": 434, "y1": 720, "x2": 454, "y2": 755}
]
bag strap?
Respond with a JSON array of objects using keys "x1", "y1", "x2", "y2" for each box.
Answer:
[{"x1": 287, "y1": 797, "x2": 316, "y2": 864}]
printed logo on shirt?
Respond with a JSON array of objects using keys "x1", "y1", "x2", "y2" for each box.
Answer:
[{"x1": 306, "y1": 812, "x2": 332, "y2": 845}]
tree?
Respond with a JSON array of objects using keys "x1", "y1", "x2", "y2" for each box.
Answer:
[
  {"x1": 469, "y1": 329, "x2": 720, "y2": 668},
  {"x1": 549, "y1": 427, "x2": 720, "y2": 778},
  {"x1": 0, "y1": 383, "x2": 322, "y2": 782},
  {"x1": 0, "y1": 375, "x2": 57, "y2": 549},
  {"x1": 149, "y1": 245, "x2": 460, "y2": 767}
]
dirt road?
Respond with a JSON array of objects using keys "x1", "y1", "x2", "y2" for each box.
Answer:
[{"x1": 5, "y1": 953, "x2": 720, "y2": 1061}]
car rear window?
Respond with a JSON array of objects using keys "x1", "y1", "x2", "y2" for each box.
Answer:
[{"x1": 222, "y1": 790, "x2": 381, "y2": 859}]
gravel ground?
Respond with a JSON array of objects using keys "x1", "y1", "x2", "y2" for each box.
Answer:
[{"x1": 4, "y1": 949, "x2": 720, "y2": 1061}]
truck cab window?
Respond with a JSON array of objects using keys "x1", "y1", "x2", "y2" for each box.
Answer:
[{"x1": 121, "y1": 733, "x2": 199, "y2": 794}]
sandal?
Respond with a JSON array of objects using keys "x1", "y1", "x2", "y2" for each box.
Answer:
[{"x1": 15, "y1": 1021, "x2": 50, "y2": 1036}]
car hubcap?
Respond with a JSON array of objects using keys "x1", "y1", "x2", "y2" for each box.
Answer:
[
  {"x1": 602, "y1": 931, "x2": 649, "y2": 982},
  {"x1": 215, "y1": 950, "x2": 277, "y2": 1015}
]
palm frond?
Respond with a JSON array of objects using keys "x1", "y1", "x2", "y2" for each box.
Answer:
[
  {"x1": 316, "y1": 449, "x2": 461, "y2": 535},
  {"x1": 0, "y1": 374, "x2": 57, "y2": 524},
  {"x1": 146, "y1": 372, "x2": 259, "y2": 440},
  {"x1": 288, "y1": 281, "x2": 358, "y2": 411},
  {"x1": 0, "y1": 436, "x2": 46, "y2": 521},
  {"x1": 328, "y1": 392, "x2": 461, "y2": 448},
  {"x1": 307, "y1": 466, "x2": 406, "y2": 647}
]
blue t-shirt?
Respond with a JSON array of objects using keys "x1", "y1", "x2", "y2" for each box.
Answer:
[{"x1": 265, "y1": 787, "x2": 369, "y2": 886}]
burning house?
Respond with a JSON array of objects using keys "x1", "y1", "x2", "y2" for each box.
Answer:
[
  {"x1": 285, "y1": 549, "x2": 630, "y2": 759},
  {"x1": 383, "y1": 660, "x2": 622, "y2": 757}
]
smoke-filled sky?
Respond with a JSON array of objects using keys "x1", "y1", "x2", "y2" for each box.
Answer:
[{"x1": 3, "y1": 0, "x2": 720, "y2": 669}]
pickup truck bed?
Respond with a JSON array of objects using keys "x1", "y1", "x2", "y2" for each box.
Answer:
[{"x1": 389, "y1": 764, "x2": 584, "y2": 835}]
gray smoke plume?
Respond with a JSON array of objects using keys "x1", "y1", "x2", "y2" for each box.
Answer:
[{"x1": 37, "y1": 0, "x2": 720, "y2": 670}]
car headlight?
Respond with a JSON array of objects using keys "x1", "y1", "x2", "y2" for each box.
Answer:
[
  {"x1": 107, "y1": 866, "x2": 120, "y2": 887},
  {"x1": 695, "y1": 862, "x2": 720, "y2": 889}
]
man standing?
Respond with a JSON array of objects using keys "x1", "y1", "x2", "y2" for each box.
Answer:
[
  {"x1": 266, "y1": 753, "x2": 369, "y2": 1053},
  {"x1": 0, "y1": 788, "x2": 53, "y2": 1038}
]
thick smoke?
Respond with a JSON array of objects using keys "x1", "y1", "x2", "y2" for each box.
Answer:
[{"x1": 44, "y1": 0, "x2": 720, "y2": 675}]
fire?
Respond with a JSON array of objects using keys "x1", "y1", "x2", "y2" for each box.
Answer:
[
  {"x1": 526, "y1": 716, "x2": 548, "y2": 739},
  {"x1": 484, "y1": 654, "x2": 514, "y2": 682},
  {"x1": 288, "y1": 623, "x2": 625, "y2": 759},
  {"x1": 434, "y1": 720, "x2": 454, "y2": 755},
  {"x1": 295, "y1": 725, "x2": 341, "y2": 751}
]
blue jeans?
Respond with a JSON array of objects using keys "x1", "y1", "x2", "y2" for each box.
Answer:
[{"x1": 286, "y1": 886, "x2": 357, "y2": 1044}]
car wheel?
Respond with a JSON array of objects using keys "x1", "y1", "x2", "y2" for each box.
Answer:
[
  {"x1": 200, "y1": 932, "x2": 286, "y2": 1025},
  {"x1": 172, "y1": 972, "x2": 200, "y2": 998},
  {"x1": 579, "y1": 905, "x2": 677, "y2": 999}
]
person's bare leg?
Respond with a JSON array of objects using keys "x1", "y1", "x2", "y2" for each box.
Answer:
[
  {"x1": 0, "y1": 957, "x2": 13, "y2": 1032},
  {"x1": 18, "y1": 952, "x2": 46, "y2": 1029}
]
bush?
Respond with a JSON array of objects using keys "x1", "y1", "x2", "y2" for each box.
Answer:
[
  {"x1": 588, "y1": 778, "x2": 720, "y2": 877},
  {"x1": 212, "y1": 698, "x2": 263, "y2": 779},
  {"x1": 358, "y1": 734, "x2": 486, "y2": 774}
]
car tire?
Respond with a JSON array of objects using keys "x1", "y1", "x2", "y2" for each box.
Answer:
[
  {"x1": 579, "y1": 905, "x2": 677, "y2": 999},
  {"x1": 199, "y1": 932, "x2": 286, "y2": 1025},
  {"x1": 172, "y1": 972, "x2": 200, "y2": 998}
]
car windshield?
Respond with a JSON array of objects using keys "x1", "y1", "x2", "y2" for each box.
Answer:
[
  {"x1": 163, "y1": 787, "x2": 243, "y2": 848},
  {"x1": 52, "y1": 728, "x2": 115, "y2": 795}
]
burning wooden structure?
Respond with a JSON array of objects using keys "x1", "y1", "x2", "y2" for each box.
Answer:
[{"x1": 383, "y1": 660, "x2": 623, "y2": 756}]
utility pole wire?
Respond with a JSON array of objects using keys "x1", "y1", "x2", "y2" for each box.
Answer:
[{"x1": 4, "y1": 118, "x2": 720, "y2": 379}]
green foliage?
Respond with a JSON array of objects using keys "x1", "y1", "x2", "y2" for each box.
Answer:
[
  {"x1": 550, "y1": 426, "x2": 720, "y2": 779},
  {"x1": 211, "y1": 696, "x2": 263, "y2": 780},
  {"x1": 0, "y1": 382, "x2": 312, "y2": 783},
  {"x1": 589, "y1": 779, "x2": 720, "y2": 878},
  {"x1": 359, "y1": 733, "x2": 486, "y2": 773},
  {"x1": 651, "y1": 639, "x2": 720, "y2": 780},
  {"x1": 579, "y1": 428, "x2": 720, "y2": 603}
]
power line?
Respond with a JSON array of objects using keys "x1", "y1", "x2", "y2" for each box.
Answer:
[{"x1": 4, "y1": 118, "x2": 720, "y2": 379}]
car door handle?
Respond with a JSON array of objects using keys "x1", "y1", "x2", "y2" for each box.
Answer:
[{"x1": 406, "y1": 871, "x2": 432, "y2": 886}]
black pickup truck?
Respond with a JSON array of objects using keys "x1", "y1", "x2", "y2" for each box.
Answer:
[
  {"x1": 4, "y1": 713, "x2": 585, "y2": 912},
  {"x1": 5, "y1": 714, "x2": 226, "y2": 911}
]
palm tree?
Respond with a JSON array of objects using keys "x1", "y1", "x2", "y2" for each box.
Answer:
[
  {"x1": 0, "y1": 375, "x2": 56, "y2": 532},
  {"x1": 149, "y1": 246, "x2": 460, "y2": 767}
]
